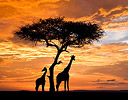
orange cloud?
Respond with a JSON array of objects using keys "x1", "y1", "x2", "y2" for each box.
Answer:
[{"x1": 99, "y1": 6, "x2": 123, "y2": 17}]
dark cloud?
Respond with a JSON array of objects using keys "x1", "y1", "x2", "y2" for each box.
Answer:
[
  {"x1": 94, "y1": 78, "x2": 128, "y2": 86},
  {"x1": 97, "y1": 82, "x2": 128, "y2": 85},
  {"x1": 9, "y1": 36, "x2": 35, "y2": 47},
  {"x1": 97, "y1": 82, "x2": 114, "y2": 85},
  {"x1": 55, "y1": 0, "x2": 128, "y2": 18},
  {"x1": 87, "y1": 60, "x2": 128, "y2": 78},
  {"x1": 92, "y1": 79, "x2": 116, "y2": 83},
  {"x1": 107, "y1": 79, "x2": 116, "y2": 82}
]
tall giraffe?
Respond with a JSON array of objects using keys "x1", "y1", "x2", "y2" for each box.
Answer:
[
  {"x1": 35, "y1": 67, "x2": 47, "y2": 92},
  {"x1": 56, "y1": 55, "x2": 75, "y2": 92}
]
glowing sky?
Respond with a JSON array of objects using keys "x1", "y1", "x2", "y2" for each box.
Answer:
[{"x1": 0, "y1": 0, "x2": 128, "y2": 91}]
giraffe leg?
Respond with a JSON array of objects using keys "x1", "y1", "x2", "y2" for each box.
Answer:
[
  {"x1": 56, "y1": 84, "x2": 59, "y2": 92},
  {"x1": 64, "y1": 81, "x2": 66, "y2": 91},
  {"x1": 42, "y1": 84, "x2": 44, "y2": 92},
  {"x1": 35, "y1": 84, "x2": 39, "y2": 92},
  {"x1": 67, "y1": 79, "x2": 69, "y2": 92},
  {"x1": 42, "y1": 82, "x2": 45, "y2": 92},
  {"x1": 56, "y1": 81, "x2": 61, "y2": 92}
]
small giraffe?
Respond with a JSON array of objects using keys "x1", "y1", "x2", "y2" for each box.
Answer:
[
  {"x1": 35, "y1": 67, "x2": 47, "y2": 92},
  {"x1": 56, "y1": 55, "x2": 75, "y2": 92}
]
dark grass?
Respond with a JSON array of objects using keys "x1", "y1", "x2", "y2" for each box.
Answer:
[{"x1": 0, "y1": 90, "x2": 128, "y2": 98}]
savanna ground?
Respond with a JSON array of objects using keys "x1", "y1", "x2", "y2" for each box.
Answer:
[{"x1": 0, "y1": 90, "x2": 128, "y2": 99}]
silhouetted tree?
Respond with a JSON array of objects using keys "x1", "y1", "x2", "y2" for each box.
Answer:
[{"x1": 14, "y1": 17, "x2": 104, "y2": 92}]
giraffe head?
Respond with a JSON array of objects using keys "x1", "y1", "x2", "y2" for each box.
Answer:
[
  {"x1": 71, "y1": 55, "x2": 75, "y2": 61},
  {"x1": 42, "y1": 67, "x2": 47, "y2": 72}
]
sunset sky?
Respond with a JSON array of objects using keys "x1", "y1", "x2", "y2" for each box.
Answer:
[{"x1": 0, "y1": 0, "x2": 128, "y2": 91}]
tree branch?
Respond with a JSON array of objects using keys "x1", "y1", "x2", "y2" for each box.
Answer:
[
  {"x1": 62, "y1": 47, "x2": 70, "y2": 53},
  {"x1": 56, "y1": 60, "x2": 63, "y2": 65},
  {"x1": 45, "y1": 39, "x2": 59, "y2": 51},
  {"x1": 62, "y1": 50, "x2": 70, "y2": 53},
  {"x1": 61, "y1": 42, "x2": 70, "y2": 53}
]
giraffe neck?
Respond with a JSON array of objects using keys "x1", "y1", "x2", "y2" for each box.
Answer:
[
  {"x1": 64, "y1": 58, "x2": 73, "y2": 73},
  {"x1": 41, "y1": 70, "x2": 47, "y2": 78}
]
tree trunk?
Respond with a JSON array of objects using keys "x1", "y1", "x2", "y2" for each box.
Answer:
[
  {"x1": 49, "y1": 51, "x2": 61, "y2": 92},
  {"x1": 49, "y1": 65, "x2": 55, "y2": 92}
]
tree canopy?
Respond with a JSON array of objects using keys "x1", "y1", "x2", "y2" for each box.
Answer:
[{"x1": 15, "y1": 17, "x2": 104, "y2": 50}]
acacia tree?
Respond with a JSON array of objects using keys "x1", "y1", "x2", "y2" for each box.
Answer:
[{"x1": 14, "y1": 17, "x2": 104, "y2": 92}]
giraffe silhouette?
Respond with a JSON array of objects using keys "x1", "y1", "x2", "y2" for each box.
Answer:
[
  {"x1": 56, "y1": 55, "x2": 75, "y2": 92},
  {"x1": 35, "y1": 67, "x2": 47, "y2": 92}
]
